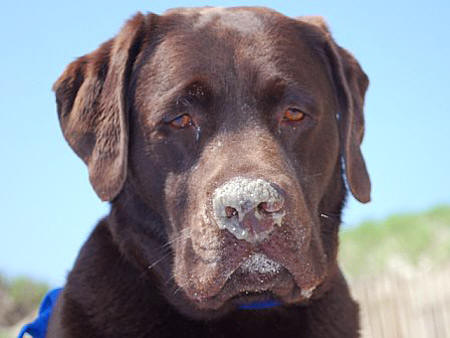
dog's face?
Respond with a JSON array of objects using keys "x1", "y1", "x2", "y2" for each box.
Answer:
[{"x1": 54, "y1": 7, "x2": 370, "y2": 318}]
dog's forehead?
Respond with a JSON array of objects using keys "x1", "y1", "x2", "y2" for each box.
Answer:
[
  {"x1": 164, "y1": 7, "x2": 276, "y2": 35},
  {"x1": 136, "y1": 8, "x2": 329, "y2": 105},
  {"x1": 192, "y1": 7, "x2": 265, "y2": 34}
]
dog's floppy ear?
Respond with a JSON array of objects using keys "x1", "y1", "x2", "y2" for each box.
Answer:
[
  {"x1": 53, "y1": 13, "x2": 151, "y2": 201},
  {"x1": 334, "y1": 45, "x2": 371, "y2": 203},
  {"x1": 299, "y1": 16, "x2": 371, "y2": 203}
]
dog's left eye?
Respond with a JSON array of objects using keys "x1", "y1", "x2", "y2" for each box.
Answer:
[
  {"x1": 169, "y1": 114, "x2": 193, "y2": 129},
  {"x1": 283, "y1": 108, "x2": 305, "y2": 122}
]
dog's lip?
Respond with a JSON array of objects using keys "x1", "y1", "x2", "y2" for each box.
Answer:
[
  {"x1": 187, "y1": 252, "x2": 321, "y2": 312},
  {"x1": 201, "y1": 252, "x2": 290, "y2": 300},
  {"x1": 227, "y1": 266, "x2": 291, "y2": 299},
  {"x1": 192, "y1": 266, "x2": 296, "y2": 310}
]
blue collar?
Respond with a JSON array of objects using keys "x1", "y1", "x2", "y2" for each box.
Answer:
[
  {"x1": 238, "y1": 299, "x2": 281, "y2": 310},
  {"x1": 19, "y1": 288, "x2": 280, "y2": 337},
  {"x1": 19, "y1": 288, "x2": 62, "y2": 338}
]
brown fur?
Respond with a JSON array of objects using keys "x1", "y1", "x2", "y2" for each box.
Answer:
[{"x1": 48, "y1": 7, "x2": 370, "y2": 337}]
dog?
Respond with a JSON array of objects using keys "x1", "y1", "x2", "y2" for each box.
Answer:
[{"x1": 47, "y1": 6, "x2": 370, "y2": 338}]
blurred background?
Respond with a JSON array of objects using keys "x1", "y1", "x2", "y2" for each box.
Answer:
[{"x1": 1, "y1": 1, "x2": 449, "y2": 337}]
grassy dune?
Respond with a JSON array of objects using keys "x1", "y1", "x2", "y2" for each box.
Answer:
[
  {"x1": 0, "y1": 275, "x2": 49, "y2": 337},
  {"x1": 339, "y1": 205, "x2": 450, "y2": 278}
]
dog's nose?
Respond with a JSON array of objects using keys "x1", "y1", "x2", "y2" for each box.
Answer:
[{"x1": 212, "y1": 177, "x2": 285, "y2": 243}]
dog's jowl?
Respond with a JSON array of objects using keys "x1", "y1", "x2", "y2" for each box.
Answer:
[{"x1": 48, "y1": 7, "x2": 370, "y2": 338}]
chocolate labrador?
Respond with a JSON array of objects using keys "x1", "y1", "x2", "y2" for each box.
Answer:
[{"x1": 48, "y1": 6, "x2": 370, "y2": 338}]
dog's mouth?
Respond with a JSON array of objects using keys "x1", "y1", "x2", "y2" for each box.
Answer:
[
  {"x1": 230, "y1": 256, "x2": 285, "y2": 309},
  {"x1": 231, "y1": 253, "x2": 289, "y2": 292},
  {"x1": 190, "y1": 253, "x2": 306, "y2": 311},
  {"x1": 174, "y1": 221, "x2": 327, "y2": 315}
]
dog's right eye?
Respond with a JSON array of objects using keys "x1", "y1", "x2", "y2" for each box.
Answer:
[
  {"x1": 169, "y1": 114, "x2": 193, "y2": 129},
  {"x1": 283, "y1": 108, "x2": 305, "y2": 122}
]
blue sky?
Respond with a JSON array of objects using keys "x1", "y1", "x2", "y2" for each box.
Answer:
[{"x1": 1, "y1": 0, "x2": 449, "y2": 286}]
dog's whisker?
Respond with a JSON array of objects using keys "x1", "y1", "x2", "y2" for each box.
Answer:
[
  {"x1": 161, "y1": 235, "x2": 190, "y2": 250},
  {"x1": 147, "y1": 251, "x2": 173, "y2": 270},
  {"x1": 319, "y1": 212, "x2": 342, "y2": 221},
  {"x1": 165, "y1": 274, "x2": 176, "y2": 285},
  {"x1": 320, "y1": 211, "x2": 342, "y2": 218},
  {"x1": 320, "y1": 212, "x2": 351, "y2": 226},
  {"x1": 139, "y1": 249, "x2": 175, "y2": 280},
  {"x1": 173, "y1": 286, "x2": 182, "y2": 296},
  {"x1": 162, "y1": 228, "x2": 191, "y2": 248}
]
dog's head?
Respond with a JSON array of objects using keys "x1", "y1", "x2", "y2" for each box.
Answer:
[{"x1": 54, "y1": 7, "x2": 370, "y2": 318}]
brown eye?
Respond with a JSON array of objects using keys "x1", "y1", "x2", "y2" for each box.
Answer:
[
  {"x1": 170, "y1": 114, "x2": 192, "y2": 128},
  {"x1": 283, "y1": 108, "x2": 305, "y2": 122}
]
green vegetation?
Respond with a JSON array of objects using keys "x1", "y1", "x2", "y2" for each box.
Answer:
[
  {"x1": 8, "y1": 277, "x2": 49, "y2": 317},
  {"x1": 0, "y1": 274, "x2": 49, "y2": 328},
  {"x1": 339, "y1": 205, "x2": 450, "y2": 278}
]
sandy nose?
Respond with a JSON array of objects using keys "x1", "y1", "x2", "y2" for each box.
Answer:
[{"x1": 212, "y1": 177, "x2": 285, "y2": 243}]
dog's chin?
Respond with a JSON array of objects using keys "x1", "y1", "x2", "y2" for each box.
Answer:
[
  {"x1": 180, "y1": 258, "x2": 314, "y2": 320},
  {"x1": 200, "y1": 270, "x2": 301, "y2": 308}
]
